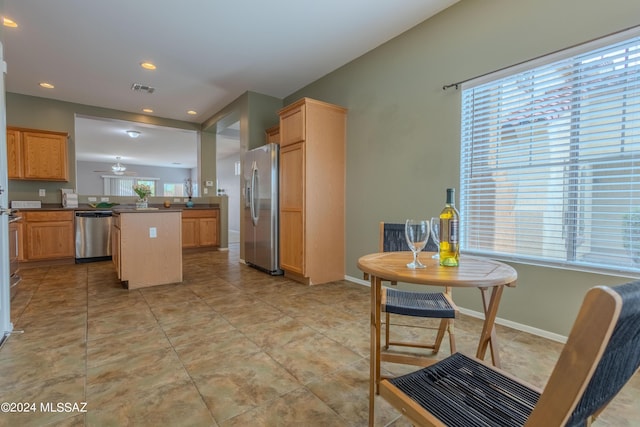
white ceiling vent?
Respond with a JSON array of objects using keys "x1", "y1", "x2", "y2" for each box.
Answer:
[{"x1": 131, "y1": 83, "x2": 155, "y2": 94}]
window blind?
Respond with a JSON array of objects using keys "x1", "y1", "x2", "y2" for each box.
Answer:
[
  {"x1": 460, "y1": 30, "x2": 640, "y2": 276},
  {"x1": 102, "y1": 176, "x2": 159, "y2": 196}
]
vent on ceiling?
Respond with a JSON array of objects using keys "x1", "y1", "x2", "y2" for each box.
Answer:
[{"x1": 131, "y1": 83, "x2": 155, "y2": 94}]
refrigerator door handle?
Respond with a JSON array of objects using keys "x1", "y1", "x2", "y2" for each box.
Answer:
[{"x1": 250, "y1": 165, "x2": 259, "y2": 226}]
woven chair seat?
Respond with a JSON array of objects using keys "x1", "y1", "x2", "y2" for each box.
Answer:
[
  {"x1": 388, "y1": 352, "x2": 539, "y2": 427},
  {"x1": 383, "y1": 288, "x2": 455, "y2": 318},
  {"x1": 380, "y1": 282, "x2": 640, "y2": 426}
]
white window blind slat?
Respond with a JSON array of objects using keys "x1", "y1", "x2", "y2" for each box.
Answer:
[
  {"x1": 102, "y1": 176, "x2": 159, "y2": 197},
  {"x1": 460, "y1": 29, "x2": 640, "y2": 276}
]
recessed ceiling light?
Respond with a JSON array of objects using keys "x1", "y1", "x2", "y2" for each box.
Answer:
[
  {"x1": 125, "y1": 130, "x2": 141, "y2": 138},
  {"x1": 140, "y1": 62, "x2": 156, "y2": 70},
  {"x1": 39, "y1": 82, "x2": 55, "y2": 89},
  {"x1": 142, "y1": 108, "x2": 153, "y2": 113},
  {"x1": 3, "y1": 18, "x2": 18, "y2": 28},
  {"x1": 187, "y1": 110, "x2": 197, "y2": 115}
]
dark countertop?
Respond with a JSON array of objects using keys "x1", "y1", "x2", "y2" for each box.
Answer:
[
  {"x1": 14, "y1": 203, "x2": 220, "y2": 212},
  {"x1": 112, "y1": 207, "x2": 183, "y2": 214}
]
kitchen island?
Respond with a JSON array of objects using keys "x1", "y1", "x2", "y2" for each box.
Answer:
[{"x1": 111, "y1": 208, "x2": 182, "y2": 289}]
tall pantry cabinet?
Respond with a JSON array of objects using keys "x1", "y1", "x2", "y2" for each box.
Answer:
[{"x1": 278, "y1": 98, "x2": 347, "y2": 285}]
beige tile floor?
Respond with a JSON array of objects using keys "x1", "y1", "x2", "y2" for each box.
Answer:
[{"x1": 1, "y1": 244, "x2": 638, "y2": 426}]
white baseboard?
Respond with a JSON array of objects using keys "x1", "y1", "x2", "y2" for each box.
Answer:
[{"x1": 344, "y1": 274, "x2": 567, "y2": 344}]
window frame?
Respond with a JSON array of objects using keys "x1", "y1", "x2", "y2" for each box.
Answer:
[
  {"x1": 101, "y1": 175, "x2": 159, "y2": 197},
  {"x1": 459, "y1": 27, "x2": 640, "y2": 278}
]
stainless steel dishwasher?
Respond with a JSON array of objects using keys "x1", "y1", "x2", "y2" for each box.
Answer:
[{"x1": 75, "y1": 210, "x2": 113, "y2": 262}]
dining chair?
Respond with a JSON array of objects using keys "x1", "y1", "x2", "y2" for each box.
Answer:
[
  {"x1": 379, "y1": 280, "x2": 640, "y2": 427},
  {"x1": 369, "y1": 222, "x2": 457, "y2": 356}
]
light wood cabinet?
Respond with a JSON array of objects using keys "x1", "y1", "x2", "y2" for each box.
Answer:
[
  {"x1": 279, "y1": 142, "x2": 305, "y2": 275},
  {"x1": 111, "y1": 215, "x2": 121, "y2": 279},
  {"x1": 16, "y1": 222, "x2": 25, "y2": 262},
  {"x1": 114, "y1": 211, "x2": 183, "y2": 289},
  {"x1": 265, "y1": 125, "x2": 280, "y2": 144},
  {"x1": 7, "y1": 127, "x2": 69, "y2": 181},
  {"x1": 23, "y1": 211, "x2": 75, "y2": 261},
  {"x1": 280, "y1": 106, "x2": 305, "y2": 146},
  {"x1": 278, "y1": 98, "x2": 347, "y2": 285},
  {"x1": 181, "y1": 209, "x2": 219, "y2": 248},
  {"x1": 7, "y1": 128, "x2": 23, "y2": 179},
  {"x1": 181, "y1": 218, "x2": 198, "y2": 248}
]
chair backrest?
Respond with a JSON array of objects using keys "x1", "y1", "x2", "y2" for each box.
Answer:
[
  {"x1": 379, "y1": 222, "x2": 438, "y2": 253},
  {"x1": 526, "y1": 281, "x2": 640, "y2": 426}
]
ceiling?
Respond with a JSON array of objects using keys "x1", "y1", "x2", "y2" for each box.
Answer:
[{"x1": 2, "y1": 0, "x2": 459, "y2": 166}]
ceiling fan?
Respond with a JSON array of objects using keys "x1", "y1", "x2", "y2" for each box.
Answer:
[{"x1": 94, "y1": 157, "x2": 137, "y2": 176}]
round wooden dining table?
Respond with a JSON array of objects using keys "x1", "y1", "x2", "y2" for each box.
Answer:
[{"x1": 358, "y1": 251, "x2": 518, "y2": 426}]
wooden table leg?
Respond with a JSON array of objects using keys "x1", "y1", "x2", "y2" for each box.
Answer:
[
  {"x1": 369, "y1": 275, "x2": 380, "y2": 427},
  {"x1": 476, "y1": 285, "x2": 505, "y2": 367}
]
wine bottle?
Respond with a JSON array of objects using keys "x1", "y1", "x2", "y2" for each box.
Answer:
[{"x1": 439, "y1": 188, "x2": 460, "y2": 267}]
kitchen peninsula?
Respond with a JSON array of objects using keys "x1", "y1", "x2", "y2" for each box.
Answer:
[{"x1": 111, "y1": 208, "x2": 183, "y2": 289}]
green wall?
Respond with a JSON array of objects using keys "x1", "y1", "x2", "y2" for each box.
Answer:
[
  {"x1": 202, "y1": 90, "x2": 282, "y2": 261},
  {"x1": 283, "y1": 0, "x2": 640, "y2": 336},
  {"x1": 4, "y1": 93, "x2": 234, "y2": 247},
  {"x1": 6, "y1": 0, "x2": 640, "y2": 336},
  {"x1": 5, "y1": 93, "x2": 204, "y2": 203},
  {"x1": 202, "y1": 90, "x2": 281, "y2": 151}
]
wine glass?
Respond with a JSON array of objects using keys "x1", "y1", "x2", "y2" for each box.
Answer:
[
  {"x1": 405, "y1": 219, "x2": 430, "y2": 269},
  {"x1": 430, "y1": 217, "x2": 440, "y2": 259}
]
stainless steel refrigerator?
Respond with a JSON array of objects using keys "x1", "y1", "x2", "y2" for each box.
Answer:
[{"x1": 243, "y1": 143, "x2": 283, "y2": 275}]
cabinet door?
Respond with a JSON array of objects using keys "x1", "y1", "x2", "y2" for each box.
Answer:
[
  {"x1": 6, "y1": 129, "x2": 23, "y2": 179},
  {"x1": 26, "y1": 221, "x2": 75, "y2": 260},
  {"x1": 199, "y1": 217, "x2": 219, "y2": 247},
  {"x1": 265, "y1": 125, "x2": 280, "y2": 144},
  {"x1": 279, "y1": 142, "x2": 305, "y2": 274},
  {"x1": 22, "y1": 131, "x2": 69, "y2": 181},
  {"x1": 16, "y1": 222, "x2": 25, "y2": 261},
  {"x1": 181, "y1": 218, "x2": 198, "y2": 248},
  {"x1": 280, "y1": 105, "x2": 305, "y2": 146}
]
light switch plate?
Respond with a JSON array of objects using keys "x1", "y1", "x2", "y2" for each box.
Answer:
[
  {"x1": 39, "y1": 189, "x2": 46, "y2": 197},
  {"x1": 101, "y1": 197, "x2": 109, "y2": 202},
  {"x1": 149, "y1": 227, "x2": 157, "y2": 238},
  {"x1": 88, "y1": 197, "x2": 97, "y2": 202},
  {"x1": 205, "y1": 180, "x2": 213, "y2": 187}
]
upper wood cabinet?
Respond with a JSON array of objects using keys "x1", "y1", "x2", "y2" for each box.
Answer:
[
  {"x1": 265, "y1": 125, "x2": 280, "y2": 144},
  {"x1": 7, "y1": 128, "x2": 23, "y2": 179},
  {"x1": 278, "y1": 98, "x2": 347, "y2": 285},
  {"x1": 7, "y1": 127, "x2": 69, "y2": 181},
  {"x1": 280, "y1": 106, "x2": 305, "y2": 146}
]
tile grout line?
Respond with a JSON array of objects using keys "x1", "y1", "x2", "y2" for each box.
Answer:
[
  {"x1": 83, "y1": 264, "x2": 89, "y2": 426},
  {"x1": 144, "y1": 274, "x2": 227, "y2": 426}
]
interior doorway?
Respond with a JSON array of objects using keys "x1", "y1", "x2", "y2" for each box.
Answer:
[{"x1": 216, "y1": 121, "x2": 241, "y2": 244}]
